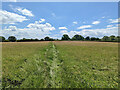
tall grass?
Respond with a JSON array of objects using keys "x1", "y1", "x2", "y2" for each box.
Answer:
[
  {"x1": 2, "y1": 42, "x2": 49, "y2": 88},
  {"x1": 2, "y1": 41, "x2": 118, "y2": 88},
  {"x1": 54, "y1": 41, "x2": 118, "y2": 88}
]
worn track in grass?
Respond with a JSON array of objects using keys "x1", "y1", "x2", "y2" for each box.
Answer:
[
  {"x1": 46, "y1": 42, "x2": 62, "y2": 88},
  {"x1": 2, "y1": 41, "x2": 118, "y2": 88}
]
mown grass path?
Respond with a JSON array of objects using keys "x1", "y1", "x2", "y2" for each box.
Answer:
[
  {"x1": 46, "y1": 42, "x2": 62, "y2": 88},
  {"x1": 2, "y1": 42, "x2": 63, "y2": 88}
]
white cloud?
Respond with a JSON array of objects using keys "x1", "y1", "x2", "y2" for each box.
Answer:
[
  {"x1": 2, "y1": 0, "x2": 16, "y2": 2},
  {"x1": 15, "y1": 7, "x2": 34, "y2": 17},
  {"x1": 27, "y1": 21, "x2": 55, "y2": 31},
  {"x1": 77, "y1": 25, "x2": 92, "y2": 29},
  {"x1": 59, "y1": 27, "x2": 67, "y2": 30},
  {"x1": 1, "y1": 20, "x2": 55, "y2": 39},
  {"x1": 60, "y1": 30, "x2": 80, "y2": 38},
  {"x1": 60, "y1": 26, "x2": 118, "y2": 38},
  {"x1": 109, "y1": 18, "x2": 120, "y2": 23},
  {"x1": 92, "y1": 21, "x2": 100, "y2": 25},
  {"x1": 107, "y1": 25, "x2": 113, "y2": 28},
  {"x1": 0, "y1": 10, "x2": 28, "y2": 24},
  {"x1": 73, "y1": 21, "x2": 78, "y2": 24},
  {"x1": 7, "y1": 26, "x2": 17, "y2": 31},
  {"x1": 60, "y1": 30, "x2": 68, "y2": 34},
  {"x1": 117, "y1": 24, "x2": 120, "y2": 27},
  {"x1": 34, "y1": 19, "x2": 45, "y2": 24},
  {"x1": 39, "y1": 18, "x2": 45, "y2": 23},
  {"x1": 109, "y1": 19, "x2": 118, "y2": 23}
]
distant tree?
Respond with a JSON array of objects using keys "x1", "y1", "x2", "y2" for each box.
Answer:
[
  {"x1": 117, "y1": 36, "x2": 120, "y2": 38},
  {"x1": 40, "y1": 39, "x2": 44, "y2": 41},
  {"x1": 8, "y1": 36, "x2": 17, "y2": 42},
  {"x1": 90, "y1": 37, "x2": 96, "y2": 41},
  {"x1": 79, "y1": 35, "x2": 84, "y2": 40},
  {"x1": 85, "y1": 36, "x2": 90, "y2": 41},
  {"x1": 109, "y1": 35, "x2": 115, "y2": 41},
  {"x1": 56, "y1": 39, "x2": 59, "y2": 41},
  {"x1": 72, "y1": 35, "x2": 79, "y2": 40},
  {"x1": 71, "y1": 37, "x2": 76, "y2": 40},
  {"x1": 30, "y1": 39, "x2": 33, "y2": 41},
  {"x1": 44, "y1": 37, "x2": 50, "y2": 41},
  {"x1": 102, "y1": 36, "x2": 109, "y2": 41},
  {"x1": 23, "y1": 38, "x2": 26, "y2": 41},
  {"x1": 18, "y1": 38, "x2": 26, "y2": 42},
  {"x1": 49, "y1": 38, "x2": 54, "y2": 41},
  {"x1": 35, "y1": 38, "x2": 39, "y2": 41},
  {"x1": 72, "y1": 35, "x2": 84, "y2": 40},
  {"x1": 17, "y1": 38, "x2": 40, "y2": 42},
  {"x1": 62, "y1": 34, "x2": 70, "y2": 40},
  {"x1": 117, "y1": 36, "x2": 120, "y2": 42},
  {"x1": 0, "y1": 36, "x2": 5, "y2": 42},
  {"x1": 96, "y1": 38, "x2": 100, "y2": 41},
  {"x1": 4, "y1": 40, "x2": 9, "y2": 42}
]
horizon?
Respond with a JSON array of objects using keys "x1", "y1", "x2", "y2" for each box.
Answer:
[{"x1": 0, "y1": 2, "x2": 119, "y2": 39}]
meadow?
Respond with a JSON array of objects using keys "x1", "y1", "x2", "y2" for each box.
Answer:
[{"x1": 2, "y1": 41, "x2": 118, "y2": 88}]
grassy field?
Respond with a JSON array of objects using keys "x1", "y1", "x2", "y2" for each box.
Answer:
[{"x1": 2, "y1": 41, "x2": 118, "y2": 88}]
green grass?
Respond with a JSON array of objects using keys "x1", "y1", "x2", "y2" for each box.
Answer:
[
  {"x1": 55, "y1": 41, "x2": 118, "y2": 88},
  {"x1": 2, "y1": 41, "x2": 118, "y2": 88},
  {"x1": 2, "y1": 42, "x2": 50, "y2": 88}
]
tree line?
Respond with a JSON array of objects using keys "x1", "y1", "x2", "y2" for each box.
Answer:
[{"x1": 0, "y1": 34, "x2": 119, "y2": 42}]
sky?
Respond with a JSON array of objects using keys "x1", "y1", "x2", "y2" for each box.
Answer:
[
  {"x1": 1, "y1": 0, "x2": 120, "y2": 2},
  {"x1": 0, "y1": 1, "x2": 119, "y2": 39}
]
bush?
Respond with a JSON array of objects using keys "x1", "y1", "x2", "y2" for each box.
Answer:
[
  {"x1": 8, "y1": 36, "x2": 17, "y2": 42},
  {"x1": 0, "y1": 36, "x2": 5, "y2": 42}
]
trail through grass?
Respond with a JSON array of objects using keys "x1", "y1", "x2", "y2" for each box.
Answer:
[
  {"x1": 2, "y1": 41, "x2": 118, "y2": 88},
  {"x1": 48, "y1": 43, "x2": 62, "y2": 88},
  {"x1": 2, "y1": 42, "x2": 63, "y2": 88}
]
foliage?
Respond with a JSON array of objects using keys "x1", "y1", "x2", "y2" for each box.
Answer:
[
  {"x1": 17, "y1": 38, "x2": 39, "y2": 42},
  {"x1": 85, "y1": 36, "x2": 90, "y2": 41},
  {"x1": 72, "y1": 35, "x2": 84, "y2": 40},
  {"x1": 1, "y1": 35, "x2": 120, "y2": 42},
  {"x1": 101, "y1": 35, "x2": 119, "y2": 42},
  {"x1": 44, "y1": 37, "x2": 54, "y2": 41},
  {"x1": 90, "y1": 37, "x2": 97, "y2": 41},
  {"x1": 0, "y1": 36, "x2": 5, "y2": 42},
  {"x1": 61, "y1": 34, "x2": 70, "y2": 40},
  {"x1": 8, "y1": 36, "x2": 17, "y2": 42}
]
